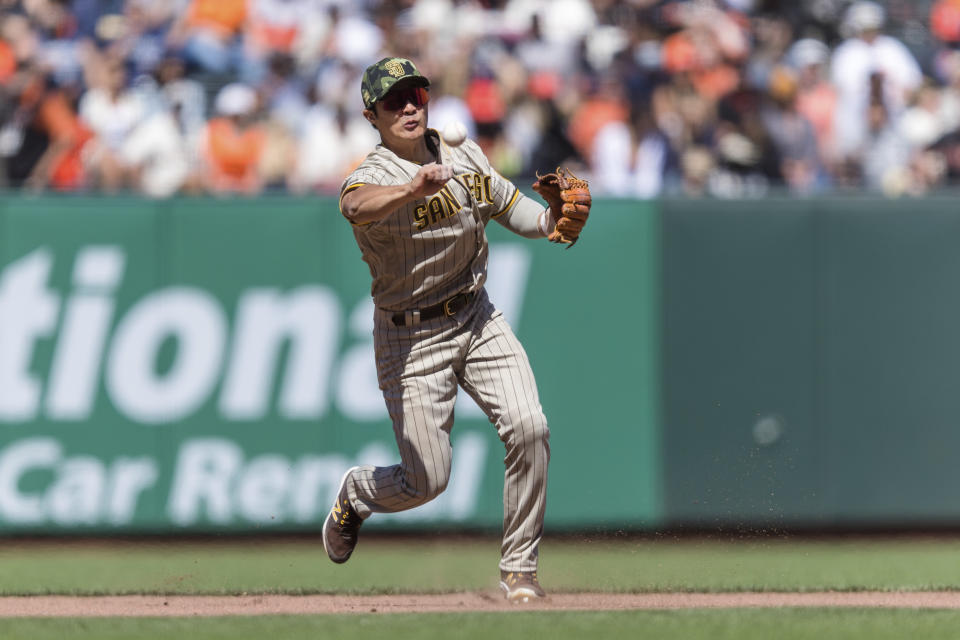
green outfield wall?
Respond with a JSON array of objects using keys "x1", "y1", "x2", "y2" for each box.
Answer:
[
  {"x1": 0, "y1": 195, "x2": 660, "y2": 533},
  {"x1": 662, "y1": 197, "x2": 960, "y2": 528},
  {"x1": 5, "y1": 194, "x2": 960, "y2": 535}
]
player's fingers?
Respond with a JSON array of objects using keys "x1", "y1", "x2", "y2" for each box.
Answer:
[{"x1": 425, "y1": 164, "x2": 453, "y2": 184}]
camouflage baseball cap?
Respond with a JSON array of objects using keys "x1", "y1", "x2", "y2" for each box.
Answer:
[{"x1": 361, "y1": 57, "x2": 430, "y2": 109}]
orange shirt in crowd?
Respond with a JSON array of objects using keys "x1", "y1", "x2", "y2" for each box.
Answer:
[
  {"x1": 932, "y1": 0, "x2": 960, "y2": 42},
  {"x1": 691, "y1": 65, "x2": 741, "y2": 101},
  {"x1": 568, "y1": 98, "x2": 629, "y2": 158},
  {"x1": 248, "y1": 20, "x2": 298, "y2": 54},
  {"x1": 796, "y1": 83, "x2": 838, "y2": 161},
  {"x1": 36, "y1": 91, "x2": 93, "y2": 190},
  {"x1": 663, "y1": 30, "x2": 740, "y2": 101},
  {"x1": 204, "y1": 117, "x2": 266, "y2": 192},
  {"x1": 662, "y1": 32, "x2": 700, "y2": 73},
  {"x1": 0, "y1": 40, "x2": 15, "y2": 84},
  {"x1": 187, "y1": 0, "x2": 247, "y2": 39}
]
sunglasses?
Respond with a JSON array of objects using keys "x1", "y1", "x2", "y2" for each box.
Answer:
[{"x1": 379, "y1": 86, "x2": 430, "y2": 111}]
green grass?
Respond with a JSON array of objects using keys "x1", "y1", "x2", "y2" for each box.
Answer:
[
  {"x1": 2, "y1": 536, "x2": 960, "y2": 595},
  {"x1": 5, "y1": 610, "x2": 960, "y2": 640},
  {"x1": 4, "y1": 536, "x2": 960, "y2": 639}
]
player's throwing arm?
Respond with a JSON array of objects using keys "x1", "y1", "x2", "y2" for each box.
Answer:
[{"x1": 340, "y1": 163, "x2": 454, "y2": 225}]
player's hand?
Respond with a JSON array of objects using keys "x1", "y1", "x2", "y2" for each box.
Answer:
[{"x1": 409, "y1": 162, "x2": 453, "y2": 199}]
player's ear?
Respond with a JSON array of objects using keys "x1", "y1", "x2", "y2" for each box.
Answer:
[{"x1": 363, "y1": 108, "x2": 377, "y2": 129}]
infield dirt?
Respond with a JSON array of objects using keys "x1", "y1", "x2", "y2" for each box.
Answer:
[{"x1": 2, "y1": 592, "x2": 960, "y2": 617}]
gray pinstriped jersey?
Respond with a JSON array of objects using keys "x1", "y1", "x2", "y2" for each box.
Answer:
[
  {"x1": 336, "y1": 130, "x2": 551, "y2": 576},
  {"x1": 340, "y1": 130, "x2": 541, "y2": 311}
]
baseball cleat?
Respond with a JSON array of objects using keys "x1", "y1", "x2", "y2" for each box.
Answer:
[
  {"x1": 322, "y1": 466, "x2": 363, "y2": 564},
  {"x1": 499, "y1": 570, "x2": 546, "y2": 603}
]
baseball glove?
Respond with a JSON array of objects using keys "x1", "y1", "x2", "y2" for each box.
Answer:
[{"x1": 532, "y1": 168, "x2": 591, "y2": 247}]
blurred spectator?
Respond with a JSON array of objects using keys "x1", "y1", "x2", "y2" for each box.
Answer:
[
  {"x1": 653, "y1": 75, "x2": 719, "y2": 194},
  {"x1": 25, "y1": 0, "x2": 87, "y2": 88},
  {"x1": 247, "y1": 0, "x2": 309, "y2": 59},
  {"x1": 0, "y1": 29, "x2": 16, "y2": 83},
  {"x1": 292, "y1": 100, "x2": 378, "y2": 193},
  {"x1": 429, "y1": 91, "x2": 477, "y2": 142},
  {"x1": 712, "y1": 78, "x2": 782, "y2": 198},
  {"x1": 831, "y1": 1, "x2": 923, "y2": 160},
  {"x1": 464, "y1": 75, "x2": 506, "y2": 144},
  {"x1": 320, "y1": 5, "x2": 383, "y2": 69},
  {"x1": 120, "y1": 91, "x2": 193, "y2": 198},
  {"x1": 290, "y1": 2, "x2": 334, "y2": 71},
  {"x1": 200, "y1": 82, "x2": 266, "y2": 194},
  {"x1": 899, "y1": 81, "x2": 950, "y2": 151},
  {"x1": 679, "y1": 145, "x2": 715, "y2": 197},
  {"x1": 590, "y1": 102, "x2": 671, "y2": 198},
  {"x1": 259, "y1": 115, "x2": 296, "y2": 190},
  {"x1": 5, "y1": 0, "x2": 960, "y2": 198},
  {"x1": 745, "y1": 13, "x2": 794, "y2": 91},
  {"x1": 111, "y1": 1, "x2": 180, "y2": 77},
  {"x1": 1, "y1": 14, "x2": 39, "y2": 78},
  {"x1": 861, "y1": 83, "x2": 912, "y2": 194},
  {"x1": 2, "y1": 64, "x2": 91, "y2": 190},
  {"x1": 260, "y1": 52, "x2": 308, "y2": 134},
  {"x1": 787, "y1": 38, "x2": 839, "y2": 171},
  {"x1": 524, "y1": 97, "x2": 580, "y2": 177},
  {"x1": 931, "y1": 0, "x2": 960, "y2": 45},
  {"x1": 760, "y1": 66, "x2": 827, "y2": 194},
  {"x1": 168, "y1": 0, "x2": 258, "y2": 82},
  {"x1": 501, "y1": 0, "x2": 597, "y2": 46},
  {"x1": 153, "y1": 54, "x2": 206, "y2": 148},
  {"x1": 79, "y1": 53, "x2": 148, "y2": 191},
  {"x1": 661, "y1": 0, "x2": 749, "y2": 101},
  {"x1": 512, "y1": 13, "x2": 576, "y2": 78},
  {"x1": 567, "y1": 74, "x2": 629, "y2": 162},
  {"x1": 931, "y1": 128, "x2": 960, "y2": 183}
]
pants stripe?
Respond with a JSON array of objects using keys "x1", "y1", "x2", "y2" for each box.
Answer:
[{"x1": 348, "y1": 289, "x2": 548, "y2": 571}]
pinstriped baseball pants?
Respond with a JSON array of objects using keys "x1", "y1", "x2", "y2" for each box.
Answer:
[{"x1": 345, "y1": 288, "x2": 550, "y2": 572}]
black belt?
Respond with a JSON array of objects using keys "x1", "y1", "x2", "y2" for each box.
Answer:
[{"x1": 391, "y1": 291, "x2": 476, "y2": 326}]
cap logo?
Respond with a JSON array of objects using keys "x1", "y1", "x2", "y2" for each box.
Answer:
[{"x1": 385, "y1": 60, "x2": 406, "y2": 78}]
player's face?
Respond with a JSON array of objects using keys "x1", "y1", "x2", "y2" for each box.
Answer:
[{"x1": 367, "y1": 86, "x2": 430, "y2": 145}]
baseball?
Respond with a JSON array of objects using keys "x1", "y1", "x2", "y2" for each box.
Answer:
[{"x1": 441, "y1": 121, "x2": 467, "y2": 147}]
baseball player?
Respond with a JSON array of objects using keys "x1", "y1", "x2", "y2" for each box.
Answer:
[{"x1": 323, "y1": 57, "x2": 590, "y2": 603}]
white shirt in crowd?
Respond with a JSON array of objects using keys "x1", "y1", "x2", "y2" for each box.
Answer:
[
  {"x1": 78, "y1": 88, "x2": 148, "y2": 153},
  {"x1": 831, "y1": 34, "x2": 923, "y2": 156},
  {"x1": 591, "y1": 120, "x2": 666, "y2": 199}
]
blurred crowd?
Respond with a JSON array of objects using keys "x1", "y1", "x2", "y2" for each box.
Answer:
[{"x1": 3, "y1": 0, "x2": 960, "y2": 198}]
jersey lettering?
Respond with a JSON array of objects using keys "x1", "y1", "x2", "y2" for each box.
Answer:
[
  {"x1": 459, "y1": 172, "x2": 493, "y2": 204},
  {"x1": 439, "y1": 185, "x2": 461, "y2": 213},
  {"x1": 413, "y1": 203, "x2": 428, "y2": 229},
  {"x1": 398, "y1": 170, "x2": 497, "y2": 232},
  {"x1": 427, "y1": 197, "x2": 445, "y2": 224},
  {"x1": 413, "y1": 185, "x2": 464, "y2": 231},
  {"x1": 472, "y1": 174, "x2": 484, "y2": 202}
]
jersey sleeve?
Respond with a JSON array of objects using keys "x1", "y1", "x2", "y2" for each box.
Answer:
[
  {"x1": 456, "y1": 139, "x2": 521, "y2": 221},
  {"x1": 340, "y1": 166, "x2": 376, "y2": 201},
  {"x1": 494, "y1": 191, "x2": 547, "y2": 239},
  {"x1": 458, "y1": 141, "x2": 541, "y2": 236},
  {"x1": 488, "y1": 168, "x2": 521, "y2": 220},
  {"x1": 339, "y1": 162, "x2": 387, "y2": 225}
]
